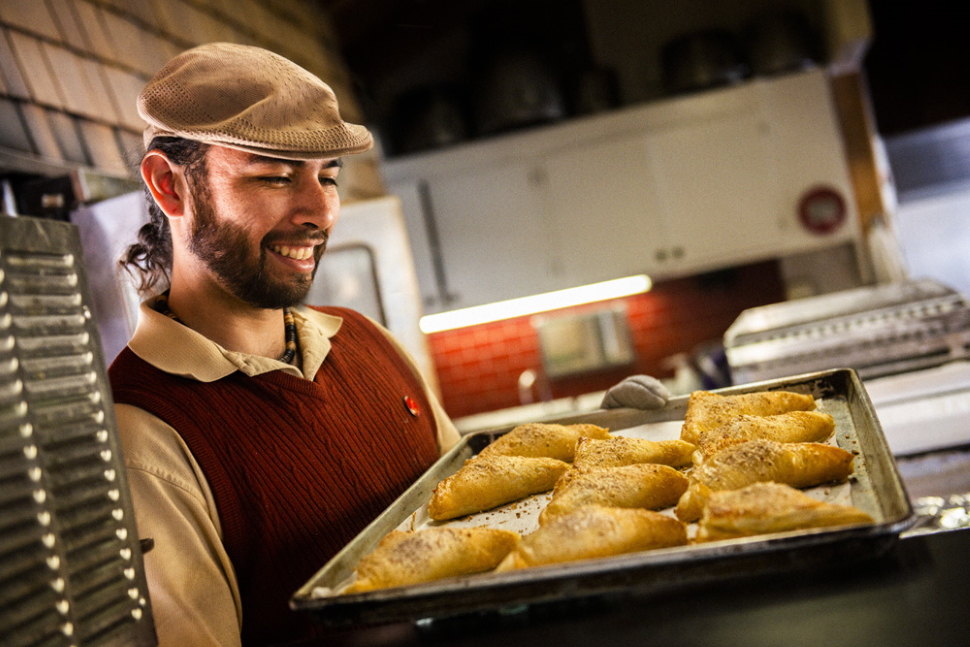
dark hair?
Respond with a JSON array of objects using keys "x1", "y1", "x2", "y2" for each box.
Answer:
[{"x1": 119, "y1": 137, "x2": 209, "y2": 295}]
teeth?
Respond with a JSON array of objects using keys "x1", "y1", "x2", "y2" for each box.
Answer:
[{"x1": 271, "y1": 245, "x2": 313, "y2": 260}]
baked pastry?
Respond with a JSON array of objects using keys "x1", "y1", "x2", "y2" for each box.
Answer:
[
  {"x1": 572, "y1": 436, "x2": 695, "y2": 470},
  {"x1": 681, "y1": 390, "x2": 816, "y2": 445},
  {"x1": 675, "y1": 439, "x2": 855, "y2": 522},
  {"x1": 496, "y1": 505, "x2": 687, "y2": 570},
  {"x1": 695, "y1": 482, "x2": 874, "y2": 542},
  {"x1": 344, "y1": 526, "x2": 520, "y2": 593},
  {"x1": 478, "y1": 422, "x2": 611, "y2": 462},
  {"x1": 693, "y1": 411, "x2": 836, "y2": 464},
  {"x1": 428, "y1": 455, "x2": 569, "y2": 521},
  {"x1": 539, "y1": 463, "x2": 688, "y2": 524}
]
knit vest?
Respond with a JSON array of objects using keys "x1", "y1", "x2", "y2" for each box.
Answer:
[{"x1": 109, "y1": 307, "x2": 440, "y2": 645}]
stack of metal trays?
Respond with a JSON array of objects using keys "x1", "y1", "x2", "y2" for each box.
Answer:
[
  {"x1": 1, "y1": 216, "x2": 156, "y2": 647},
  {"x1": 723, "y1": 279, "x2": 970, "y2": 385}
]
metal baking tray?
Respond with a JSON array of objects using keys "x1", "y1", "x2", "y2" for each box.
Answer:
[{"x1": 291, "y1": 368, "x2": 915, "y2": 627}]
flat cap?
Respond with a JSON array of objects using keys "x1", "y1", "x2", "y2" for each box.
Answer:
[{"x1": 138, "y1": 42, "x2": 373, "y2": 159}]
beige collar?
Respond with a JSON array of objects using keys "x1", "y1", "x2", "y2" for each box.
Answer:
[{"x1": 128, "y1": 296, "x2": 343, "y2": 382}]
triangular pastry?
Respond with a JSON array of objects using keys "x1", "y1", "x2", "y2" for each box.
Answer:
[
  {"x1": 693, "y1": 411, "x2": 835, "y2": 464},
  {"x1": 695, "y1": 481, "x2": 874, "y2": 542},
  {"x1": 478, "y1": 422, "x2": 611, "y2": 462},
  {"x1": 344, "y1": 526, "x2": 520, "y2": 592},
  {"x1": 496, "y1": 505, "x2": 687, "y2": 571},
  {"x1": 539, "y1": 463, "x2": 688, "y2": 524},
  {"x1": 428, "y1": 454, "x2": 569, "y2": 521},
  {"x1": 675, "y1": 438, "x2": 855, "y2": 522},
  {"x1": 573, "y1": 436, "x2": 695, "y2": 470},
  {"x1": 681, "y1": 390, "x2": 816, "y2": 445}
]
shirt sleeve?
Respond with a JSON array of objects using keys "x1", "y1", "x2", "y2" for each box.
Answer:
[{"x1": 115, "y1": 403, "x2": 243, "y2": 647}]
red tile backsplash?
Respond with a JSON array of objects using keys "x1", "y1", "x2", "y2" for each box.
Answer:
[{"x1": 427, "y1": 261, "x2": 787, "y2": 419}]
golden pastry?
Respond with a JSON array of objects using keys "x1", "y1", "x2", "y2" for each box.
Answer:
[
  {"x1": 428, "y1": 454, "x2": 569, "y2": 521},
  {"x1": 680, "y1": 390, "x2": 816, "y2": 445},
  {"x1": 345, "y1": 526, "x2": 520, "y2": 593},
  {"x1": 496, "y1": 505, "x2": 687, "y2": 571},
  {"x1": 695, "y1": 482, "x2": 874, "y2": 542},
  {"x1": 572, "y1": 436, "x2": 695, "y2": 470},
  {"x1": 675, "y1": 439, "x2": 855, "y2": 522},
  {"x1": 539, "y1": 463, "x2": 688, "y2": 524},
  {"x1": 693, "y1": 411, "x2": 836, "y2": 464},
  {"x1": 478, "y1": 422, "x2": 611, "y2": 462}
]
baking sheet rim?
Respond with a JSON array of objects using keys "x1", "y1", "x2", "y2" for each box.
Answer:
[{"x1": 292, "y1": 368, "x2": 916, "y2": 618}]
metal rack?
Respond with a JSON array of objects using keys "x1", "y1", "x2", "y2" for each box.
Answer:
[
  {"x1": 724, "y1": 279, "x2": 970, "y2": 384},
  {"x1": 1, "y1": 215, "x2": 155, "y2": 646}
]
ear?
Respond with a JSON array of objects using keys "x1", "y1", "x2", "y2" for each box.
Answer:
[{"x1": 141, "y1": 151, "x2": 187, "y2": 218}]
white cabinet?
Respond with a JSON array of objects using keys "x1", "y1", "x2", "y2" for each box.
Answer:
[
  {"x1": 423, "y1": 162, "x2": 563, "y2": 310},
  {"x1": 542, "y1": 113, "x2": 781, "y2": 283},
  {"x1": 388, "y1": 161, "x2": 566, "y2": 312},
  {"x1": 542, "y1": 135, "x2": 663, "y2": 284},
  {"x1": 644, "y1": 105, "x2": 779, "y2": 273},
  {"x1": 383, "y1": 69, "x2": 858, "y2": 314}
]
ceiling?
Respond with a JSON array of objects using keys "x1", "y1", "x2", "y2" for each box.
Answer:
[
  {"x1": 315, "y1": 0, "x2": 497, "y2": 79},
  {"x1": 317, "y1": 0, "x2": 970, "y2": 140}
]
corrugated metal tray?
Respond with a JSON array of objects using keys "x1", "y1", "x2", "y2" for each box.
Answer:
[{"x1": 291, "y1": 368, "x2": 915, "y2": 627}]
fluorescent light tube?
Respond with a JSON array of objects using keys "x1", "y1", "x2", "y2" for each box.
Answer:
[{"x1": 419, "y1": 275, "x2": 652, "y2": 333}]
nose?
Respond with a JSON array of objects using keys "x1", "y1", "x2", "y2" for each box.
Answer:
[{"x1": 291, "y1": 178, "x2": 339, "y2": 231}]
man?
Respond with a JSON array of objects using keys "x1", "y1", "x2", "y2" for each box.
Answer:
[{"x1": 111, "y1": 42, "x2": 668, "y2": 647}]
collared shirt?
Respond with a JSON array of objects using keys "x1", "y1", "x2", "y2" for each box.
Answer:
[{"x1": 115, "y1": 298, "x2": 459, "y2": 647}]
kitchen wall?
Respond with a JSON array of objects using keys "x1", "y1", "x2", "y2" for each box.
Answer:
[
  {"x1": 428, "y1": 259, "x2": 787, "y2": 419},
  {"x1": 0, "y1": 0, "x2": 383, "y2": 204}
]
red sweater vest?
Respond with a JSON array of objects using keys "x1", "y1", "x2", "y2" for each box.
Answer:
[{"x1": 109, "y1": 307, "x2": 440, "y2": 645}]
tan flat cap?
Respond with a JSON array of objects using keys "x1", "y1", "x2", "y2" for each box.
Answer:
[{"x1": 138, "y1": 42, "x2": 373, "y2": 159}]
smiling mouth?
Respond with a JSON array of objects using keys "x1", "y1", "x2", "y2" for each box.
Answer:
[{"x1": 269, "y1": 244, "x2": 315, "y2": 261}]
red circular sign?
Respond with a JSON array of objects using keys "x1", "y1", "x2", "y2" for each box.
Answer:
[{"x1": 798, "y1": 186, "x2": 847, "y2": 235}]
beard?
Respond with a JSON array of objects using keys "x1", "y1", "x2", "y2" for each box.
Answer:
[{"x1": 186, "y1": 181, "x2": 326, "y2": 309}]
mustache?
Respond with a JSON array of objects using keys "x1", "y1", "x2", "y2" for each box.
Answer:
[{"x1": 263, "y1": 230, "x2": 329, "y2": 246}]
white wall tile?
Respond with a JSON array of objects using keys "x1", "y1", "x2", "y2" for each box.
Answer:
[
  {"x1": 99, "y1": 11, "x2": 154, "y2": 75},
  {"x1": 114, "y1": 0, "x2": 156, "y2": 28},
  {"x1": 0, "y1": 29, "x2": 31, "y2": 99},
  {"x1": 78, "y1": 56, "x2": 124, "y2": 122},
  {"x1": 19, "y1": 103, "x2": 64, "y2": 160},
  {"x1": 41, "y1": 43, "x2": 104, "y2": 119},
  {"x1": 116, "y1": 128, "x2": 145, "y2": 165},
  {"x1": 140, "y1": 29, "x2": 177, "y2": 73},
  {"x1": 7, "y1": 32, "x2": 65, "y2": 108},
  {"x1": 178, "y1": 0, "x2": 218, "y2": 46},
  {"x1": 46, "y1": 0, "x2": 91, "y2": 50},
  {"x1": 101, "y1": 66, "x2": 146, "y2": 131},
  {"x1": 0, "y1": 98, "x2": 34, "y2": 152},
  {"x1": 3, "y1": 0, "x2": 370, "y2": 190},
  {"x1": 0, "y1": 0, "x2": 61, "y2": 40},
  {"x1": 78, "y1": 119, "x2": 128, "y2": 174},
  {"x1": 205, "y1": 18, "x2": 239, "y2": 45},
  {"x1": 201, "y1": 0, "x2": 236, "y2": 22},
  {"x1": 73, "y1": 0, "x2": 118, "y2": 61},
  {"x1": 188, "y1": 5, "x2": 231, "y2": 46},
  {"x1": 148, "y1": 0, "x2": 179, "y2": 38},
  {"x1": 46, "y1": 109, "x2": 90, "y2": 164},
  {"x1": 159, "y1": 38, "x2": 183, "y2": 66}
]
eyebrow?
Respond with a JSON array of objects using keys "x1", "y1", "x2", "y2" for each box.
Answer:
[{"x1": 244, "y1": 154, "x2": 343, "y2": 168}]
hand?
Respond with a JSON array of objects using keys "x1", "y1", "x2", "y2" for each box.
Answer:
[{"x1": 601, "y1": 375, "x2": 670, "y2": 410}]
